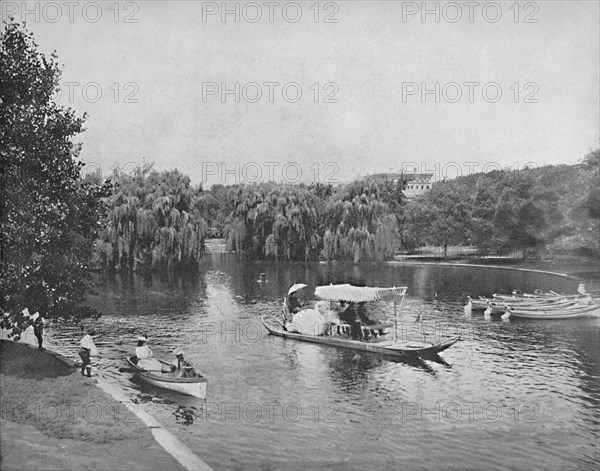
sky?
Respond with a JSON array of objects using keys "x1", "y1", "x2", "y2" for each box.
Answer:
[{"x1": 4, "y1": 0, "x2": 599, "y2": 186}]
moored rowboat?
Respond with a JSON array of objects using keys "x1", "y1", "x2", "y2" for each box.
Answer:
[
  {"x1": 508, "y1": 304, "x2": 600, "y2": 319},
  {"x1": 467, "y1": 294, "x2": 592, "y2": 314},
  {"x1": 126, "y1": 356, "x2": 208, "y2": 399}
]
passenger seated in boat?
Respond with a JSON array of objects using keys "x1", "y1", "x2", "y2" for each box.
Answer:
[
  {"x1": 286, "y1": 292, "x2": 302, "y2": 315},
  {"x1": 331, "y1": 301, "x2": 350, "y2": 335},
  {"x1": 356, "y1": 302, "x2": 380, "y2": 339},
  {"x1": 171, "y1": 347, "x2": 195, "y2": 378},
  {"x1": 315, "y1": 301, "x2": 342, "y2": 335},
  {"x1": 135, "y1": 336, "x2": 162, "y2": 371},
  {"x1": 338, "y1": 301, "x2": 364, "y2": 340}
]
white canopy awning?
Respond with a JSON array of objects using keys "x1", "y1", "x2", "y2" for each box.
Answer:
[{"x1": 314, "y1": 284, "x2": 407, "y2": 303}]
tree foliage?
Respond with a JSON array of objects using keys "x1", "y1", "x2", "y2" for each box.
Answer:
[
  {"x1": 542, "y1": 149, "x2": 600, "y2": 256},
  {"x1": 321, "y1": 180, "x2": 399, "y2": 262},
  {"x1": 225, "y1": 183, "x2": 321, "y2": 261},
  {"x1": 221, "y1": 180, "x2": 401, "y2": 262},
  {"x1": 95, "y1": 165, "x2": 208, "y2": 271},
  {"x1": 1, "y1": 23, "x2": 109, "y2": 333},
  {"x1": 92, "y1": 149, "x2": 599, "y2": 264},
  {"x1": 403, "y1": 149, "x2": 600, "y2": 258}
]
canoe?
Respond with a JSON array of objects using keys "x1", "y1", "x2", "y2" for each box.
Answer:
[
  {"x1": 468, "y1": 295, "x2": 591, "y2": 313},
  {"x1": 261, "y1": 316, "x2": 460, "y2": 358},
  {"x1": 469, "y1": 297, "x2": 493, "y2": 310},
  {"x1": 508, "y1": 304, "x2": 600, "y2": 319},
  {"x1": 492, "y1": 292, "x2": 589, "y2": 303},
  {"x1": 492, "y1": 299, "x2": 578, "y2": 311},
  {"x1": 126, "y1": 356, "x2": 207, "y2": 399},
  {"x1": 468, "y1": 296, "x2": 565, "y2": 313}
]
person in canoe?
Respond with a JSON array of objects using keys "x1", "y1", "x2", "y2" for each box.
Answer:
[
  {"x1": 171, "y1": 347, "x2": 195, "y2": 377},
  {"x1": 135, "y1": 335, "x2": 163, "y2": 371}
]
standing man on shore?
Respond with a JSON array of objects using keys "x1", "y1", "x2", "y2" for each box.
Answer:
[{"x1": 79, "y1": 327, "x2": 98, "y2": 377}]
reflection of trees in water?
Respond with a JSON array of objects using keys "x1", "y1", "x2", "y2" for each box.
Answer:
[
  {"x1": 92, "y1": 262, "x2": 580, "y2": 319},
  {"x1": 87, "y1": 270, "x2": 208, "y2": 319},
  {"x1": 200, "y1": 261, "x2": 578, "y2": 320}
]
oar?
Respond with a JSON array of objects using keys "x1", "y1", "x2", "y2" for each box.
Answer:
[
  {"x1": 94, "y1": 341, "x2": 123, "y2": 346},
  {"x1": 118, "y1": 367, "x2": 139, "y2": 373}
]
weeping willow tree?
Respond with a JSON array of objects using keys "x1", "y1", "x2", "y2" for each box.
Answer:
[
  {"x1": 95, "y1": 165, "x2": 207, "y2": 271},
  {"x1": 321, "y1": 181, "x2": 399, "y2": 263},
  {"x1": 225, "y1": 183, "x2": 321, "y2": 261}
]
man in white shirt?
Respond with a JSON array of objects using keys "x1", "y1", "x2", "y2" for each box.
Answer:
[{"x1": 79, "y1": 328, "x2": 98, "y2": 377}]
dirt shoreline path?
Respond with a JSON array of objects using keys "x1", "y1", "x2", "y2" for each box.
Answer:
[{"x1": 95, "y1": 376, "x2": 213, "y2": 471}]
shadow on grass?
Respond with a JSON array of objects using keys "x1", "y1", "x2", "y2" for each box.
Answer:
[
  {"x1": 1, "y1": 340, "x2": 149, "y2": 443},
  {"x1": 1, "y1": 342, "x2": 187, "y2": 470},
  {"x1": 0, "y1": 341, "x2": 72, "y2": 378}
]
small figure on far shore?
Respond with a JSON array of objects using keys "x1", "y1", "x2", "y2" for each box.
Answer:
[{"x1": 79, "y1": 327, "x2": 98, "y2": 377}]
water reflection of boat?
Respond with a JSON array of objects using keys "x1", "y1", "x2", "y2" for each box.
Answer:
[
  {"x1": 126, "y1": 356, "x2": 207, "y2": 399},
  {"x1": 329, "y1": 348, "x2": 447, "y2": 377},
  {"x1": 263, "y1": 284, "x2": 460, "y2": 359}
]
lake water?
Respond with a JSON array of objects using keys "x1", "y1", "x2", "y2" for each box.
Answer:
[{"x1": 47, "y1": 258, "x2": 599, "y2": 470}]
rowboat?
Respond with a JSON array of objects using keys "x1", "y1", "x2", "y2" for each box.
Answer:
[
  {"x1": 492, "y1": 293, "x2": 589, "y2": 303},
  {"x1": 126, "y1": 356, "x2": 208, "y2": 399},
  {"x1": 491, "y1": 299, "x2": 578, "y2": 311},
  {"x1": 508, "y1": 303, "x2": 600, "y2": 319},
  {"x1": 468, "y1": 296, "x2": 494, "y2": 310},
  {"x1": 466, "y1": 293, "x2": 593, "y2": 315},
  {"x1": 467, "y1": 296, "x2": 563, "y2": 312},
  {"x1": 265, "y1": 284, "x2": 460, "y2": 359}
]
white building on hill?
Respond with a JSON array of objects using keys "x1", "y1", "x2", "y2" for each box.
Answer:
[{"x1": 367, "y1": 173, "x2": 434, "y2": 197}]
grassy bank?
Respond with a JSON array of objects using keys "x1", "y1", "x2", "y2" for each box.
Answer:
[{"x1": 0, "y1": 340, "x2": 184, "y2": 470}]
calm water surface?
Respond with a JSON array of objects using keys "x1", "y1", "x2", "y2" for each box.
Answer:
[{"x1": 48, "y1": 258, "x2": 600, "y2": 470}]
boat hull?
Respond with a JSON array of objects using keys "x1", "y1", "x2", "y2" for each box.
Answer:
[
  {"x1": 469, "y1": 294, "x2": 592, "y2": 314},
  {"x1": 262, "y1": 317, "x2": 459, "y2": 357},
  {"x1": 509, "y1": 304, "x2": 600, "y2": 319},
  {"x1": 126, "y1": 357, "x2": 208, "y2": 399}
]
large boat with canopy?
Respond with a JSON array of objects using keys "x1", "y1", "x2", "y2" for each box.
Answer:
[{"x1": 261, "y1": 284, "x2": 460, "y2": 359}]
